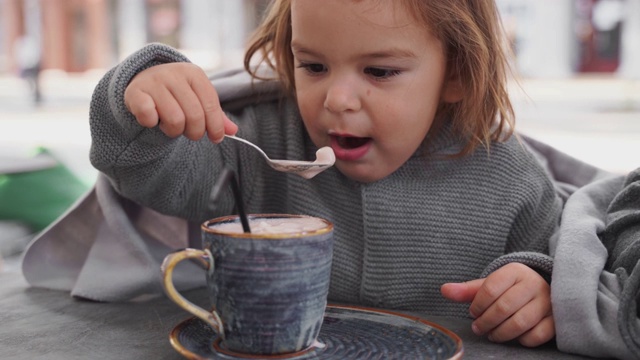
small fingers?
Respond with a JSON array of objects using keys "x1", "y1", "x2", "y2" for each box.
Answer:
[
  {"x1": 468, "y1": 269, "x2": 517, "y2": 319},
  {"x1": 190, "y1": 75, "x2": 227, "y2": 143},
  {"x1": 125, "y1": 62, "x2": 227, "y2": 141},
  {"x1": 441, "y1": 279, "x2": 484, "y2": 303},
  {"x1": 517, "y1": 315, "x2": 555, "y2": 347},
  {"x1": 483, "y1": 297, "x2": 551, "y2": 343},
  {"x1": 223, "y1": 115, "x2": 239, "y2": 135},
  {"x1": 125, "y1": 88, "x2": 159, "y2": 128},
  {"x1": 472, "y1": 281, "x2": 536, "y2": 336},
  {"x1": 154, "y1": 86, "x2": 186, "y2": 138},
  {"x1": 168, "y1": 83, "x2": 206, "y2": 141}
]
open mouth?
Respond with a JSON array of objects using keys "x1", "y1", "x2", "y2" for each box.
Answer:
[
  {"x1": 334, "y1": 136, "x2": 371, "y2": 149},
  {"x1": 330, "y1": 135, "x2": 372, "y2": 161}
]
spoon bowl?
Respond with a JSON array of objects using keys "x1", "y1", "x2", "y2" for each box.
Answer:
[{"x1": 224, "y1": 135, "x2": 335, "y2": 179}]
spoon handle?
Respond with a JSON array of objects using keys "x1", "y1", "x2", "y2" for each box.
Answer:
[{"x1": 224, "y1": 135, "x2": 270, "y2": 161}]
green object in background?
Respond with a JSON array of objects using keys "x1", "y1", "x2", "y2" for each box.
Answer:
[{"x1": 0, "y1": 148, "x2": 89, "y2": 232}]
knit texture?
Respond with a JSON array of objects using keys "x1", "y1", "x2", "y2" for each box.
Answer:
[
  {"x1": 89, "y1": 43, "x2": 562, "y2": 318},
  {"x1": 604, "y1": 168, "x2": 640, "y2": 356}
]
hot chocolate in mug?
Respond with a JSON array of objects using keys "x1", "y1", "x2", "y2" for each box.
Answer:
[{"x1": 161, "y1": 214, "x2": 334, "y2": 356}]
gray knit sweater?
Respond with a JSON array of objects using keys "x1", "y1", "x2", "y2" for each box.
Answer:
[{"x1": 89, "y1": 43, "x2": 562, "y2": 317}]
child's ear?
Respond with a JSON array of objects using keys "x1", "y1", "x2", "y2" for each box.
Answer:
[{"x1": 441, "y1": 69, "x2": 463, "y2": 103}]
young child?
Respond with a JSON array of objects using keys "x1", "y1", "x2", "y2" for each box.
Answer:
[{"x1": 89, "y1": 0, "x2": 561, "y2": 348}]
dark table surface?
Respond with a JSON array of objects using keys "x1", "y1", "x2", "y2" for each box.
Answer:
[{"x1": 0, "y1": 270, "x2": 595, "y2": 360}]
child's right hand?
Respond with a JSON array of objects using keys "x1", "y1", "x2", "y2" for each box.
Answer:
[{"x1": 124, "y1": 62, "x2": 238, "y2": 143}]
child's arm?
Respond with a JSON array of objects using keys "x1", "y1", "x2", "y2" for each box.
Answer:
[
  {"x1": 89, "y1": 44, "x2": 238, "y2": 221},
  {"x1": 441, "y1": 263, "x2": 554, "y2": 347},
  {"x1": 441, "y1": 144, "x2": 562, "y2": 347}
]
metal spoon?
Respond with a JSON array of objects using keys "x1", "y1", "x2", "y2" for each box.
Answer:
[{"x1": 224, "y1": 135, "x2": 335, "y2": 179}]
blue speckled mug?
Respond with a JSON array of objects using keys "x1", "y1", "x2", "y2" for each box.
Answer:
[{"x1": 161, "y1": 214, "x2": 334, "y2": 356}]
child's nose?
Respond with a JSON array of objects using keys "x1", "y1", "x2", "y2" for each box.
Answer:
[{"x1": 323, "y1": 79, "x2": 361, "y2": 113}]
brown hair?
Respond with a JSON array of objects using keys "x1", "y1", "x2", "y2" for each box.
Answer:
[{"x1": 244, "y1": 0, "x2": 515, "y2": 156}]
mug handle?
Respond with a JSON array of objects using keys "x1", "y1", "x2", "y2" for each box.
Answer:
[{"x1": 161, "y1": 248, "x2": 225, "y2": 337}]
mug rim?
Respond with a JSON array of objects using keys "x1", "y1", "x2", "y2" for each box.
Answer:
[{"x1": 201, "y1": 213, "x2": 334, "y2": 239}]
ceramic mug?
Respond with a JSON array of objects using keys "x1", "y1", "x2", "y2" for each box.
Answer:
[{"x1": 161, "y1": 214, "x2": 334, "y2": 356}]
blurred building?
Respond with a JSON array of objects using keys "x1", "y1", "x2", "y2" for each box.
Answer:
[
  {"x1": 497, "y1": 0, "x2": 640, "y2": 78},
  {"x1": 0, "y1": 0, "x2": 639, "y2": 77},
  {"x1": 0, "y1": 0, "x2": 268, "y2": 74},
  {"x1": 3, "y1": 0, "x2": 114, "y2": 73}
]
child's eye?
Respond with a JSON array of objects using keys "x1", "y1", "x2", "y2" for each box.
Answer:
[
  {"x1": 297, "y1": 62, "x2": 327, "y2": 75},
  {"x1": 364, "y1": 67, "x2": 401, "y2": 80}
]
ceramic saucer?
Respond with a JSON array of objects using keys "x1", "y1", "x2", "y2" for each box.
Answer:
[{"x1": 169, "y1": 304, "x2": 464, "y2": 359}]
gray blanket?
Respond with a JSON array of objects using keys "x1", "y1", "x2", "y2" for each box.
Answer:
[
  {"x1": 551, "y1": 168, "x2": 640, "y2": 359},
  {"x1": 524, "y1": 135, "x2": 639, "y2": 359}
]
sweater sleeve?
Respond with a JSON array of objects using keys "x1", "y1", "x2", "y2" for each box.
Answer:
[
  {"x1": 89, "y1": 43, "x2": 234, "y2": 222},
  {"x1": 481, "y1": 147, "x2": 563, "y2": 281}
]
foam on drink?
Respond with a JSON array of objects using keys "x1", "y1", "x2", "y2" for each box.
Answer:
[{"x1": 211, "y1": 216, "x2": 327, "y2": 235}]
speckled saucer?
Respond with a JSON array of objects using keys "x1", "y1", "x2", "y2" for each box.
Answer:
[{"x1": 169, "y1": 304, "x2": 464, "y2": 360}]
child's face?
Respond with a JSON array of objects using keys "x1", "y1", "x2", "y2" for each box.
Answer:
[{"x1": 291, "y1": 0, "x2": 461, "y2": 183}]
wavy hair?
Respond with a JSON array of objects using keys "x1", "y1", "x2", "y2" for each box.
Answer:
[{"x1": 244, "y1": 0, "x2": 515, "y2": 156}]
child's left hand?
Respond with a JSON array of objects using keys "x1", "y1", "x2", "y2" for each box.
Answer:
[{"x1": 440, "y1": 262, "x2": 554, "y2": 347}]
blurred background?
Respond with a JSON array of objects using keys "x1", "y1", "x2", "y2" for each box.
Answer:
[{"x1": 0, "y1": 0, "x2": 639, "y2": 269}]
